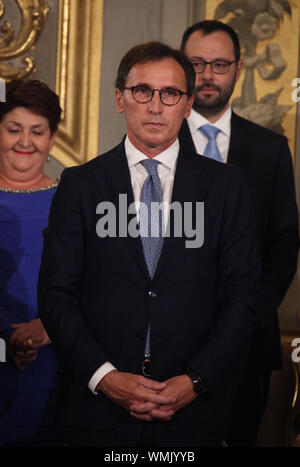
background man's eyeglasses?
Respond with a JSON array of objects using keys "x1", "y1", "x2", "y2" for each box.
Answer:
[
  {"x1": 191, "y1": 59, "x2": 237, "y2": 74},
  {"x1": 124, "y1": 86, "x2": 188, "y2": 106}
]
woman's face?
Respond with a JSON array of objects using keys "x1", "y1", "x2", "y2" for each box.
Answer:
[{"x1": 0, "y1": 106, "x2": 56, "y2": 180}]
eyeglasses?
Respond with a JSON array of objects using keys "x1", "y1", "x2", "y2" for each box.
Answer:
[
  {"x1": 124, "y1": 86, "x2": 188, "y2": 106},
  {"x1": 191, "y1": 59, "x2": 237, "y2": 74}
]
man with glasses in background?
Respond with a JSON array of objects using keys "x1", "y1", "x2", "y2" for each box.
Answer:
[{"x1": 179, "y1": 20, "x2": 299, "y2": 446}]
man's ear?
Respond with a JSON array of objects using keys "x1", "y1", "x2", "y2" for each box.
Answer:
[
  {"x1": 49, "y1": 131, "x2": 56, "y2": 152},
  {"x1": 184, "y1": 95, "x2": 194, "y2": 119},
  {"x1": 115, "y1": 88, "x2": 124, "y2": 113},
  {"x1": 235, "y1": 59, "x2": 243, "y2": 83}
]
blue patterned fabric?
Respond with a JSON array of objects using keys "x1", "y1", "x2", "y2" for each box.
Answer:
[
  {"x1": 200, "y1": 124, "x2": 223, "y2": 163},
  {"x1": 139, "y1": 159, "x2": 164, "y2": 280},
  {"x1": 0, "y1": 187, "x2": 62, "y2": 446}
]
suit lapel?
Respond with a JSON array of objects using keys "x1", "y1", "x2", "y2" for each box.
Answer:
[
  {"x1": 97, "y1": 141, "x2": 150, "y2": 281},
  {"x1": 154, "y1": 145, "x2": 212, "y2": 280},
  {"x1": 228, "y1": 112, "x2": 251, "y2": 170},
  {"x1": 99, "y1": 140, "x2": 135, "y2": 206},
  {"x1": 179, "y1": 118, "x2": 197, "y2": 154}
]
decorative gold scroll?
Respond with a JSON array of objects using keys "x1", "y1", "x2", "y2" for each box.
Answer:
[
  {"x1": 0, "y1": 0, "x2": 50, "y2": 80},
  {"x1": 205, "y1": 0, "x2": 299, "y2": 159},
  {"x1": 52, "y1": 0, "x2": 104, "y2": 167}
]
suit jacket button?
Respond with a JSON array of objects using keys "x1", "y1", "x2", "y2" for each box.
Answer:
[
  {"x1": 148, "y1": 290, "x2": 157, "y2": 298},
  {"x1": 136, "y1": 334, "x2": 144, "y2": 342}
]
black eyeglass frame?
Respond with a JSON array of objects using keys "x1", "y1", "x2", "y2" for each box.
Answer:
[
  {"x1": 124, "y1": 86, "x2": 188, "y2": 106},
  {"x1": 191, "y1": 59, "x2": 237, "y2": 74}
]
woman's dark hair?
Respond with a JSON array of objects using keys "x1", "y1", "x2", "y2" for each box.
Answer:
[
  {"x1": 181, "y1": 20, "x2": 240, "y2": 62},
  {"x1": 115, "y1": 41, "x2": 195, "y2": 97},
  {"x1": 0, "y1": 79, "x2": 62, "y2": 134}
]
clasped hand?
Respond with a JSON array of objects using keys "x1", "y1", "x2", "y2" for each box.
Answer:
[
  {"x1": 97, "y1": 371, "x2": 197, "y2": 422},
  {"x1": 8, "y1": 318, "x2": 51, "y2": 371}
]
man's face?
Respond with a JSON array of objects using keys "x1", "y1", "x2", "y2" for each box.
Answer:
[
  {"x1": 115, "y1": 58, "x2": 193, "y2": 157},
  {"x1": 184, "y1": 30, "x2": 242, "y2": 119}
]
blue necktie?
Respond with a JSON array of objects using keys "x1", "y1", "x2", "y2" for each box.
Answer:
[
  {"x1": 139, "y1": 159, "x2": 164, "y2": 367},
  {"x1": 200, "y1": 124, "x2": 223, "y2": 163},
  {"x1": 139, "y1": 159, "x2": 164, "y2": 279}
]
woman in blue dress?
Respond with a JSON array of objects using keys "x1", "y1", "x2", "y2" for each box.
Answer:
[{"x1": 0, "y1": 79, "x2": 63, "y2": 446}]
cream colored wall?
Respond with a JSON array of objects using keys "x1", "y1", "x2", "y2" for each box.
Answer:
[
  {"x1": 98, "y1": 0, "x2": 206, "y2": 154},
  {"x1": 98, "y1": 0, "x2": 194, "y2": 154}
]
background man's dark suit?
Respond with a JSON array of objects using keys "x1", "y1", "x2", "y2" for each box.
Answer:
[
  {"x1": 179, "y1": 113, "x2": 299, "y2": 440},
  {"x1": 38, "y1": 140, "x2": 260, "y2": 440}
]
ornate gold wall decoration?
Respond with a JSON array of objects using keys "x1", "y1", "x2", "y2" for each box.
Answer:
[
  {"x1": 205, "y1": 0, "x2": 299, "y2": 159},
  {"x1": 52, "y1": 0, "x2": 103, "y2": 167},
  {"x1": 0, "y1": 0, "x2": 50, "y2": 80}
]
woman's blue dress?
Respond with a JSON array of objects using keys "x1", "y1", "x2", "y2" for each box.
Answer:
[{"x1": 0, "y1": 184, "x2": 62, "y2": 446}]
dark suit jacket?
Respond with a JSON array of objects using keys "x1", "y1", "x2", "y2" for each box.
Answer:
[
  {"x1": 38, "y1": 140, "x2": 260, "y2": 434},
  {"x1": 179, "y1": 113, "x2": 299, "y2": 371}
]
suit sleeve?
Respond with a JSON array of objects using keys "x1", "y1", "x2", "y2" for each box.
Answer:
[
  {"x1": 38, "y1": 168, "x2": 110, "y2": 387},
  {"x1": 188, "y1": 167, "x2": 261, "y2": 392},
  {"x1": 256, "y1": 138, "x2": 299, "y2": 329}
]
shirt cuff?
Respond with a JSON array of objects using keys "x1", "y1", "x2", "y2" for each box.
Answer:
[{"x1": 88, "y1": 362, "x2": 117, "y2": 395}]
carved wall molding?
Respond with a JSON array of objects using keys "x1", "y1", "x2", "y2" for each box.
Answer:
[
  {"x1": 0, "y1": 0, "x2": 50, "y2": 80},
  {"x1": 205, "y1": 0, "x2": 299, "y2": 158},
  {"x1": 52, "y1": 0, "x2": 103, "y2": 167}
]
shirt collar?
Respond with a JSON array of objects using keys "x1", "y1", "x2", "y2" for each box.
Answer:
[
  {"x1": 187, "y1": 105, "x2": 232, "y2": 137},
  {"x1": 125, "y1": 135, "x2": 179, "y2": 172}
]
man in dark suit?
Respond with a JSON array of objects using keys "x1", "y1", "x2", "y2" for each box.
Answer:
[
  {"x1": 179, "y1": 20, "x2": 299, "y2": 446},
  {"x1": 38, "y1": 41, "x2": 260, "y2": 447}
]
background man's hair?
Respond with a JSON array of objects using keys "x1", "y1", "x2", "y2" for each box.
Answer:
[
  {"x1": 115, "y1": 41, "x2": 195, "y2": 97},
  {"x1": 180, "y1": 20, "x2": 240, "y2": 62}
]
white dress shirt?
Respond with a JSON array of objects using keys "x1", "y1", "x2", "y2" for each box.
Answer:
[
  {"x1": 187, "y1": 106, "x2": 232, "y2": 163},
  {"x1": 88, "y1": 136, "x2": 180, "y2": 394}
]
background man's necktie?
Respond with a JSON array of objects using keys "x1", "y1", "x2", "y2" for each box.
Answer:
[
  {"x1": 200, "y1": 124, "x2": 223, "y2": 163},
  {"x1": 139, "y1": 158, "x2": 164, "y2": 372}
]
